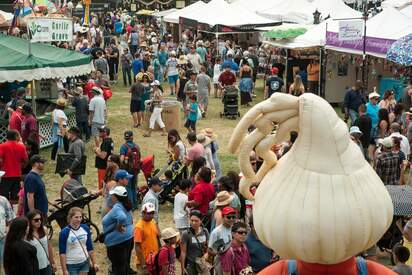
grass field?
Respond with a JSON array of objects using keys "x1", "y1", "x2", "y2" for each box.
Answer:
[{"x1": 40, "y1": 77, "x2": 264, "y2": 274}]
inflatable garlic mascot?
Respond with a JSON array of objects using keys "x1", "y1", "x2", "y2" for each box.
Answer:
[{"x1": 228, "y1": 93, "x2": 395, "y2": 274}]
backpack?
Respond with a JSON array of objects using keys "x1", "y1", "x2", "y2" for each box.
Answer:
[
  {"x1": 123, "y1": 143, "x2": 141, "y2": 173},
  {"x1": 146, "y1": 247, "x2": 170, "y2": 275},
  {"x1": 287, "y1": 257, "x2": 368, "y2": 275}
]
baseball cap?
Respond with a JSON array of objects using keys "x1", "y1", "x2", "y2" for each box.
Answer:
[
  {"x1": 142, "y1": 202, "x2": 156, "y2": 213},
  {"x1": 30, "y1": 155, "x2": 46, "y2": 165},
  {"x1": 349, "y1": 126, "x2": 362, "y2": 136},
  {"x1": 109, "y1": 186, "x2": 128, "y2": 197},
  {"x1": 91, "y1": 87, "x2": 103, "y2": 95},
  {"x1": 124, "y1": 130, "x2": 133, "y2": 139},
  {"x1": 221, "y1": 206, "x2": 236, "y2": 216},
  {"x1": 98, "y1": 125, "x2": 110, "y2": 133},
  {"x1": 114, "y1": 169, "x2": 133, "y2": 180},
  {"x1": 271, "y1": 67, "x2": 279, "y2": 74}
]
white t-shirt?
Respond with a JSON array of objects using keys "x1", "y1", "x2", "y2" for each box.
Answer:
[
  {"x1": 29, "y1": 236, "x2": 50, "y2": 269},
  {"x1": 53, "y1": 109, "x2": 68, "y2": 136},
  {"x1": 89, "y1": 95, "x2": 106, "y2": 124},
  {"x1": 174, "y1": 192, "x2": 189, "y2": 229},
  {"x1": 176, "y1": 140, "x2": 186, "y2": 161},
  {"x1": 208, "y1": 224, "x2": 232, "y2": 254},
  {"x1": 213, "y1": 64, "x2": 221, "y2": 83},
  {"x1": 166, "y1": 58, "x2": 178, "y2": 76}
]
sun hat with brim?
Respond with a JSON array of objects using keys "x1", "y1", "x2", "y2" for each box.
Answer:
[
  {"x1": 197, "y1": 134, "x2": 211, "y2": 146},
  {"x1": 201, "y1": 128, "x2": 217, "y2": 139},
  {"x1": 349, "y1": 126, "x2": 362, "y2": 136},
  {"x1": 151, "y1": 80, "x2": 160, "y2": 86},
  {"x1": 109, "y1": 186, "x2": 128, "y2": 197},
  {"x1": 140, "y1": 41, "x2": 147, "y2": 48},
  {"x1": 215, "y1": 191, "x2": 233, "y2": 207},
  {"x1": 368, "y1": 92, "x2": 380, "y2": 99},
  {"x1": 56, "y1": 97, "x2": 66, "y2": 106},
  {"x1": 142, "y1": 202, "x2": 156, "y2": 213},
  {"x1": 380, "y1": 137, "x2": 393, "y2": 148},
  {"x1": 161, "y1": 227, "x2": 179, "y2": 241},
  {"x1": 221, "y1": 206, "x2": 236, "y2": 216}
]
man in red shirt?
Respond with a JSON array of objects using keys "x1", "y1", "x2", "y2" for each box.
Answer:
[
  {"x1": 21, "y1": 102, "x2": 39, "y2": 147},
  {"x1": 8, "y1": 100, "x2": 25, "y2": 135},
  {"x1": 0, "y1": 129, "x2": 28, "y2": 203},
  {"x1": 218, "y1": 64, "x2": 237, "y2": 88},
  {"x1": 187, "y1": 167, "x2": 215, "y2": 216}
]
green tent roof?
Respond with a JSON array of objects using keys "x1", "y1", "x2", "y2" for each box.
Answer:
[
  {"x1": 263, "y1": 27, "x2": 307, "y2": 39},
  {"x1": 0, "y1": 34, "x2": 94, "y2": 82}
]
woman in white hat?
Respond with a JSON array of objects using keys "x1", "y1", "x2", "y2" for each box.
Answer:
[
  {"x1": 196, "y1": 134, "x2": 215, "y2": 171},
  {"x1": 158, "y1": 228, "x2": 179, "y2": 275},
  {"x1": 143, "y1": 81, "x2": 167, "y2": 137},
  {"x1": 51, "y1": 97, "x2": 69, "y2": 160}
]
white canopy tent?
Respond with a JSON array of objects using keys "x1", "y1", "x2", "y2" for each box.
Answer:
[
  {"x1": 381, "y1": 0, "x2": 412, "y2": 9},
  {"x1": 152, "y1": 8, "x2": 177, "y2": 17},
  {"x1": 401, "y1": 4, "x2": 412, "y2": 18},
  {"x1": 231, "y1": 0, "x2": 283, "y2": 13},
  {"x1": 257, "y1": 0, "x2": 361, "y2": 24},
  {"x1": 263, "y1": 20, "x2": 329, "y2": 49},
  {"x1": 325, "y1": 6, "x2": 412, "y2": 58},
  {"x1": 163, "y1": 1, "x2": 207, "y2": 24},
  {"x1": 182, "y1": 0, "x2": 275, "y2": 27}
]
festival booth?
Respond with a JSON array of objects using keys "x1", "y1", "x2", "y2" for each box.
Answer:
[
  {"x1": 324, "y1": 6, "x2": 412, "y2": 103},
  {"x1": 257, "y1": 0, "x2": 362, "y2": 24},
  {"x1": 179, "y1": 0, "x2": 279, "y2": 49},
  {"x1": 0, "y1": 34, "x2": 94, "y2": 148}
]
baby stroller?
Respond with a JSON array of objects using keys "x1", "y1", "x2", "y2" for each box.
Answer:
[
  {"x1": 220, "y1": 85, "x2": 240, "y2": 119},
  {"x1": 47, "y1": 178, "x2": 100, "y2": 241}
]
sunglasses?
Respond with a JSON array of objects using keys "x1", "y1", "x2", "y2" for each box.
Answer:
[
  {"x1": 236, "y1": 231, "x2": 247, "y2": 235},
  {"x1": 145, "y1": 211, "x2": 155, "y2": 215},
  {"x1": 226, "y1": 215, "x2": 237, "y2": 220},
  {"x1": 33, "y1": 218, "x2": 42, "y2": 222}
]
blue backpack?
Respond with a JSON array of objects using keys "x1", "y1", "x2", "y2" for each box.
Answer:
[{"x1": 287, "y1": 257, "x2": 368, "y2": 275}]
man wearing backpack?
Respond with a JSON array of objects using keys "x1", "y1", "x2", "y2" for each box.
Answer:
[{"x1": 120, "y1": 130, "x2": 141, "y2": 211}]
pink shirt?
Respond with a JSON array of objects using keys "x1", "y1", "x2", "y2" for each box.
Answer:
[
  {"x1": 220, "y1": 242, "x2": 250, "y2": 275},
  {"x1": 187, "y1": 142, "x2": 204, "y2": 162}
]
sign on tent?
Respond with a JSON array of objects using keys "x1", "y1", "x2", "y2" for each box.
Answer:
[{"x1": 27, "y1": 18, "x2": 73, "y2": 42}]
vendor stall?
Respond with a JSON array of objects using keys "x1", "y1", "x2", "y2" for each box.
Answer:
[{"x1": 0, "y1": 34, "x2": 94, "y2": 148}]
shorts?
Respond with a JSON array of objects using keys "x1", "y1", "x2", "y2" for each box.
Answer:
[
  {"x1": 66, "y1": 260, "x2": 89, "y2": 274},
  {"x1": 91, "y1": 122, "x2": 105, "y2": 137},
  {"x1": 0, "y1": 177, "x2": 21, "y2": 202},
  {"x1": 168, "y1": 74, "x2": 179, "y2": 85},
  {"x1": 130, "y1": 99, "x2": 142, "y2": 113},
  {"x1": 184, "y1": 119, "x2": 196, "y2": 130}
]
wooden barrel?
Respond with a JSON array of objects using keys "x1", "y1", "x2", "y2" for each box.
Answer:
[{"x1": 143, "y1": 99, "x2": 182, "y2": 131}]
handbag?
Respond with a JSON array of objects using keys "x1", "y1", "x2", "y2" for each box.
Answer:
[
  {"x1": 34, "y1": 236, "x2": 56, "y2": 275},
  {"x1": 189, "y1": 228, "x2": 211, "y2": 273},
  {"x1": 70, "y1": 229, "x2": 96, "y2": 275}
]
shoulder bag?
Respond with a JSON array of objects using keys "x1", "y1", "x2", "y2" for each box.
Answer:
[
  {"x1": 33, "y1": 236, "x2": 55, "y2": 275},
  {"x1": 70, "y1": 229, "x2": 96, "y2": 275}
]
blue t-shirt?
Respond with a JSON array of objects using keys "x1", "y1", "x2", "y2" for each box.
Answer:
[
  {"x1": 24, "y1": 171, "x2": 48, "y2": 216},
  {"x1": 245, "y1": 233, "x2": 272, "y2": 273},
  {"x1": 158, "y1": 50, "x2": 168, "y2": 66},
  {"x1": 221, "y1": 59, "x2": 239, "y2": 72},
  {"x1": 102, "y1": 202, "x2": 134, "y2": 247},
  {"x1": 196, "y1": 47, "x2": 207, "y2": 63},
  {"x1": 366, "y1": 102, "x2": 380, "y2": 129},
  {"x1": 119, "y1": 141, "x2": 138, "y2": 156},
  {"x1": 132, "y1": 60, "x2": 144, "y2": 76},
  {"x1": 114, "y1": 21, "x2": 123, "y2": 34},
  {"x1": 188, "y1": 102, "x2": 199, "y2": 122}
]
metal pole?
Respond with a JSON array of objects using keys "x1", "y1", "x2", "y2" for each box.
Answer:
[
  {"x1": 362, "y1": 1, "x2": 368, "y2": 95},
  {"x1": 318, "y1": 47, "x2": 322, "y2": 97},
  {"x1": 27, "y1": 22, "x2": 36, "y2": 114}
]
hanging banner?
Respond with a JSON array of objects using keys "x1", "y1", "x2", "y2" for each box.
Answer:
[
  {"x1": 27, "y1": 18, "x2": 73, "y2": 42},
  {"x1": 338, "y1": 20, "x2": 364, "y2": 41}
]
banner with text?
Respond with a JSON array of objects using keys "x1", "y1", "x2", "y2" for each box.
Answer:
[
  {"x1": 338, "y1": 20, "x2": 364, "y2": 41},
  {"x1": 28, "y1": 18, "x2": 73, "y2": 42}
]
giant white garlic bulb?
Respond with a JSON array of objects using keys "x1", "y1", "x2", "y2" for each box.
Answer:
[{"x1": 228, "y1": 93, "x2": 393, "y2": 264}]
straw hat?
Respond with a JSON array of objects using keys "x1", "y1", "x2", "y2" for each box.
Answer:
[
  {"x1": 140, "y1": 41, "x2": 148, "y2": 48},
  {"x1": 178, "y1": 55, "x2": 188, "y2": 65},
  {"x1": 56, "y1": 97, "x2": 66, "y2": 107},
  {"x1": 215, "y1": 191, "x2": 233, "y2": 207},
  {"x1": 197, "y1": 134, "x2": 211, "y2": 146},
  {"x1": 201, "y1": 128, "x2": 217, "y2": 140},
  {"x1": 161, "y1": 227, "x2": 179, "y2": 241}
]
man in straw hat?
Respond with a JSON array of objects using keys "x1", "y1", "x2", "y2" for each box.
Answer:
[{"x1": 158, "y1": 227, "x2": 179, "y2": 275}]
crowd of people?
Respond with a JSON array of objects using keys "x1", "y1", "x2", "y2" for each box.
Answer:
[{"x1": 1, "y1": 5, "x2": 412, "y2": 275}]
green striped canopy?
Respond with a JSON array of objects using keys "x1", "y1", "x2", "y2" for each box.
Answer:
[{"x1": 263, "y1": 27, "x2": 307, "y2": 39}]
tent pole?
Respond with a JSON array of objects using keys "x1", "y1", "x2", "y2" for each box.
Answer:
[
  {"x1": 216, "y1": 27, "x2": 219, "y2": 58},
  {"x1": 285, "y1": 49, "x2": 288, "y2": 89},
  {"x1": 318, "y1": 47, "x2": 322, "y2": 97},
  {"x1": 31, "y1": 80, "x2": 36, "y2": 115}
]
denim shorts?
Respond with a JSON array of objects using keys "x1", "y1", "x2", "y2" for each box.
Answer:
[
  {"x1": 66, "y1": 260, "x2": 89, "y2": 275},
  {"x1": 168, "y1": 74, "x2": 179, "y2": 84}
]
